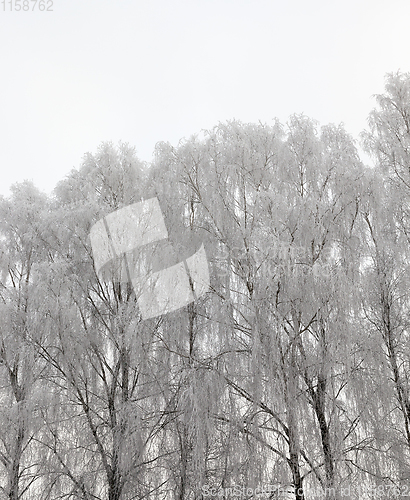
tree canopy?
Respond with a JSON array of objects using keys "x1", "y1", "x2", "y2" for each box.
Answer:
[{"x1": 1, "y1": 72, "x2": 410, "y2": 500}]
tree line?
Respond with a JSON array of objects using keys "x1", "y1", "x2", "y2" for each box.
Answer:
[{"x1": 0, "y1": 72, "x2": 410, "y2": 500}]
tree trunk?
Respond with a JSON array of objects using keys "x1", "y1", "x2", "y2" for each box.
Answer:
[
  {"x1": 8, "y1": 425, "x2": 24, "y2": 500},
  {"x1": 313, "y1": 374, "x2": 334, "y2": 499}
]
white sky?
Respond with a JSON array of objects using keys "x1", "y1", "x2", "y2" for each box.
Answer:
[{"x1": 1, "y1": 0, "x2": 409, "y2": 196}]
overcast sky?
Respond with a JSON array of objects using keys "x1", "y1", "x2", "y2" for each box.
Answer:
[{"x1": 1, "y1": 0, "x2": 409, "y2": 196}]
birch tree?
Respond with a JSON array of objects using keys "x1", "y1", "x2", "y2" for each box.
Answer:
[
  {"x1": 0, "y1": 181, "x2": 50, "y2": 500},
  {"x1": 152, "y1": 119, "x2": 368, "y2": 499},
  {"x1": 360, "y1": 71, "x2": 410, "y2": 488}
]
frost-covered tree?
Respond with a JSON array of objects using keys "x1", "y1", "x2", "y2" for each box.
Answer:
[{"x1": 0, "y1": 181, "x2": 50, "y2": 500}]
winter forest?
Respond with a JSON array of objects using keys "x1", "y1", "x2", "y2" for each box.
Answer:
[{"x1": 2, "y1": 72, "x2": 410, "y2": 500}]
